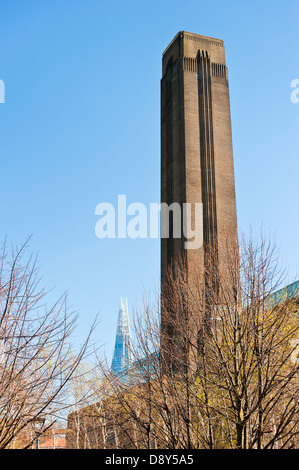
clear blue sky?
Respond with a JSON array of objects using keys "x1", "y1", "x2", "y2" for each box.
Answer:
[{"x1": 0, "y1": 0, "x2": 298, "y2": 361}]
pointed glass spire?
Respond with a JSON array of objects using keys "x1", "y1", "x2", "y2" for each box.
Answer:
[{"x1": 111, "y1": 297, "x2": 132, "y2": 375}]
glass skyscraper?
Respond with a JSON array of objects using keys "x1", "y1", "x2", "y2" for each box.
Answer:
[{"x1": 111, "y1": 298, "x2": 132, "y2": 375}]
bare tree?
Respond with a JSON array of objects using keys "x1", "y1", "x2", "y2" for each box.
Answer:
[
  {"x1": 0, "y1": 238, "x2": 96, "y2": 448},
  {"x1": 68, "y1": 233, "x2": 299, "y2": 449},
  {"x1": 66, "y1": 361, "x2": 108, "y2": 449},
  {"x1": 157, "y1": 233, "x2": 299, "y2": 449}
]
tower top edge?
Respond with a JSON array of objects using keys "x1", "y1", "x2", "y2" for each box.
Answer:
[{"x1": 162, "y1": 31, "x2": 224, "y2": 56}]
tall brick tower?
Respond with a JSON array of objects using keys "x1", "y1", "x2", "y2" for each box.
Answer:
[
  {"x1": 161, "y1": 31, "x2": 237, "y2": 286},
  {"x1": 160, "y1": 31, "x2": 238, "y2": 372}
]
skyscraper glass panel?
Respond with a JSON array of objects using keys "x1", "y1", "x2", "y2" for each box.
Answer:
[{"x1": 111, "y1": 298, "x2": 132, "y2": 375}]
